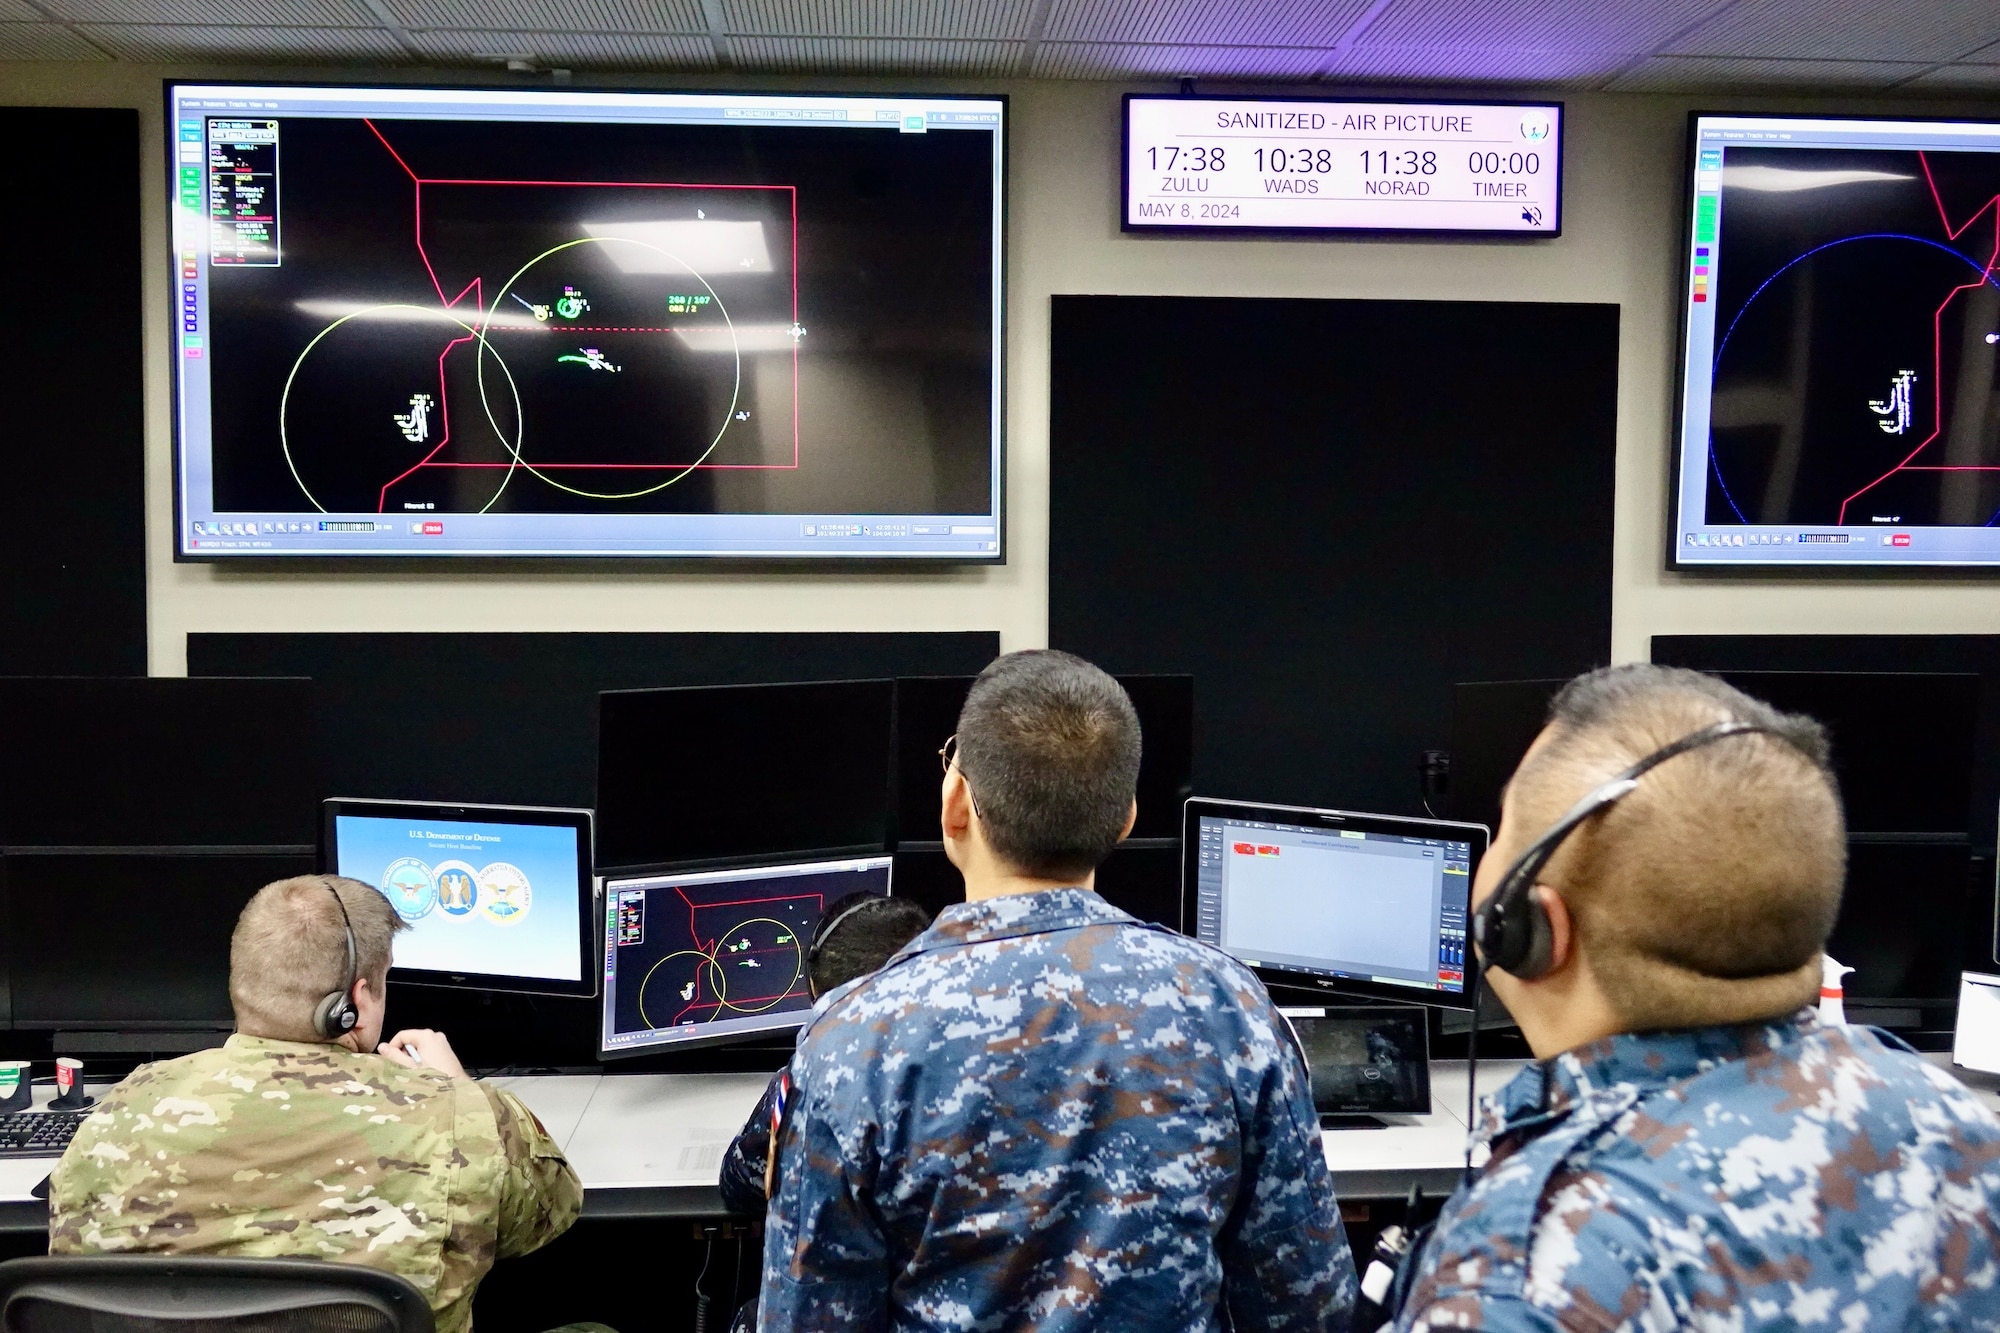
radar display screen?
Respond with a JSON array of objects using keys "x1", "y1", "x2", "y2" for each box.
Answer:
[
  {"x1": 600, "y1": 854, "x2": 892, "y2": 1055},
  {"x1": 1676, "y1": 113, "x2": 2000, "y2": 569},
  {"x1": 168, "y1": 83, "x2": 1003, "y2": 560}
]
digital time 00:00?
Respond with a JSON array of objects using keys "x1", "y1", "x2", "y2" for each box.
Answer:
[{"x1": 1145, "y1": 146, "x2": 1541, "y2": 176}]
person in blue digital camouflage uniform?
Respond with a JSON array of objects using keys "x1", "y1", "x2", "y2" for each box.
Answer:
[
  {"x1": 1392, "y1": 665, "x2": 2000, "y2": 1332},
  {"x1": 759, "y1": 649, "x2": 1356, "y2": 1333}
]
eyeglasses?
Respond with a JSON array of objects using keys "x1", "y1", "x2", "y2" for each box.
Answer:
[{"x1": 938, "y1": 734, "x2": 981, "y2": 816}]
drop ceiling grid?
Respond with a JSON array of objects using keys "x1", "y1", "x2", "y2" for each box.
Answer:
[
  {"x1": 1355, "y1": 0, "x2": 1727, "y2": 55},
  {"x1": 407, "y1": 26, "x2": 716, "y2": 63},
  {"x1": 78, "y1": 20, "x2": 410, "y2": 58},
  {"x1": 1665, "y1": 0, "x2": 2000, "y2": 63},
  {"x1": 0, "y1": 19, "x2": 108, "y2": 56},
  {"x1": 1330, "y1": 44, "x2": 1641, "y2": 84},
  {"x1": 39, "y1": 0, "x2": 374, "y2": 23},
  {"x1": 1605, "y1": 54, "x2": 1935, "y2": 91},
  {"x1": 1032, "y1": 40, "x2": 1336, "y2": 79},
  {"x1": 724, "y1": 34, "x2": 1022, "y2": 72},
  {"x1": 720, "y1": 0, "x2": 1036, "y2": 40},
  {"x1": 383, "y1": 0, "x2": 707, "y2": 34},
  {"x1": 1043, "y1": 0, "x2": 1376, "y2": 48}
]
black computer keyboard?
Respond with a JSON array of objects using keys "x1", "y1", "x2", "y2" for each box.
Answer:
[{"x1": 0, "y1": 1111, "x2": 89, "y2": 1159}]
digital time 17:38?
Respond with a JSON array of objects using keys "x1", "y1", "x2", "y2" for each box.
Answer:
[{"x1": 1144, "y1": 145, "x2": 1543, "y2": 177}]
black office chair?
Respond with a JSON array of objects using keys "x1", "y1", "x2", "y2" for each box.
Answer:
[{"x1": 0, "y1": 1257, "x2": 434, "y2": 1333}]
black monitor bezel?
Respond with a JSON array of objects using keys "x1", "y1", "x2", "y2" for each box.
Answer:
[
  {"x1": 596, "y1": 852, "x2": 895, "y2": 1059},
  {"x1": 321, "y1": 797, "x2": 598, "y2": 998},
  {"x1": 1182, "y1": 796, "x2": 1489, "y2": 1011}
]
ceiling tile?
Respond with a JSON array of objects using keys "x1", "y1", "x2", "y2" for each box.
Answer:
[
  {"x1": 408, "y1": 26, "x2": 715, "y2": 63},
  {"x1": 721, "y1": 0, "x2": 1033, "y2": 40},
  {"x1": 0, "y1": 20, "x2": 110, "y2": 56},
  {"x1": 725, "y1": 34, "x2": 1021, "y2": 72},
  {"x1": 1329, "y1": 44, "x2": 1640, "y2": 84},
  {"x1": 1045, "y1": 0, "x2": 1373, "y2": 47},
  {"x1": 1032, "y1": 40, "x2": 1333, "y2": 80},
  {"x1": 76, "y1": 21, "x2": 409, "y2": 58},
  {"x1": 1357, "y1": 0, "x2": 1724, "y2": 54},
  {"x1": 1900, "y1": 64, "x2": 2000, "y2": 91},
  {"x1": 1668, "y1": 0, "x2": 2000, "y2": 63},
  {"x1": 1605, "y1": 55, "x2": 1932, "y2": 92},
  {"x1": 385, "y1": 0, "x2": 705, "y2": 33},
  {"x1": 43, "y1": 0, "x2": 372, "y2": 21}
]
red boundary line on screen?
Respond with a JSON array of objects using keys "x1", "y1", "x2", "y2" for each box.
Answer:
[
  {"x1": 356, "y1": 119, "x2": 802, "y2": 513},
  {"x1": 1835, "y1": 153, "x2": 2000, "y2": 523}
]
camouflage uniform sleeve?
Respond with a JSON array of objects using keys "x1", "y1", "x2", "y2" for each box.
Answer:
[
  {"x1": 477, "y1": 1083, "x2": 583, "y2": 1260},
  {"x1": 755, "y1": 1083, "x2": 888, "y2": 1333},
  {"x1": 1219, "y1": 1005, "x2": 1358, "y2": 1333}
]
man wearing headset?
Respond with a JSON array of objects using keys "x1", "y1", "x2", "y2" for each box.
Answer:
[
  {"x1": 50, "y1": 875, "x2": 582, "y2": 1333},
  {"x1": 1389, "y1": 665, "x2": 2000, "y2": 1331}
]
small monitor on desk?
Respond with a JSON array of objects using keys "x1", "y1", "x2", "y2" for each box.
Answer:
[
  {"x1": 323, "y1": 799, "x2": 596, "y2": 998},
  {"x1": 1184, "y1": 798, "x2": 1488, "y2": 1010},
  {"x1": 1281, "y1": 1006, "x2": 1431, "y2": 1125},
  {"x1": 600, "y1": 854, "x2": 893, "y2": 1057}
]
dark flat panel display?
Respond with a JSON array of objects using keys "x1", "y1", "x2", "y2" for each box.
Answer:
[
  {"x1": 892, "y1": 674, "x2": 1193, "y2": 842},
  {"x1": 0, "y1": 108, "x2": 145, "y2": 675},
  {"x1": 0, "y1": 677, "x2": 320, "y2": 847},
  {"x1": 188, "y1": 632, "x2": 998, "y2": 810},
  {"x1": 2, "y1": 849, "x2": 314, "y2": 1028},
  {"x1": 597, "y1": 679, "x2": 894, "y2": 872},
  {"x1": 1052, "y1": 296, "x2": 1617, "y2": 815},
  {"x1": 1652, "y1": 637, "x2": 1998, "y2": 841}
]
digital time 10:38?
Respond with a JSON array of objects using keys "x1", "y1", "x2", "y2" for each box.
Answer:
[{"x1": 1144, "y1": 145, "x2": 1543, "y2": 176}]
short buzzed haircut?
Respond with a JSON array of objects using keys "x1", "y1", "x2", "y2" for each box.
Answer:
[
  {"x1": 229, "y1": 875, "x2": 407, "y2": 1042},
  {"x1": 1509, "y1": 665, "x2": 1845, "y2": 1030},
  {"x1": 955, "y1": 650, "x2": 1142, "y2": 881},
  {"x1": 807, "y1": 893, "x2": 933, "y2": 997}
]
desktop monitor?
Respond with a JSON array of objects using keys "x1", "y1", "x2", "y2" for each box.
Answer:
[
  {"x1": 323, "y1": 799, "x2": 596, "y2": 997},
  {"x1": 166, "y1": 82, "x2": 1005, "y2": 562},
  {"x1": 595, "y1": 679, "x2": 895, "y2": 873},
  {"x1": 1, "y1": 848, "x2": 315, "y2": 1031},
  {"x1": 599, "y1": 853, "x2": 893, "y2": 1056},
  {"x1": 1183, "y1": 797, "x2": 1488, "y2": 1010},
  {"x1": 0, "y1": 676, "x2": 320, "y2": 848}
]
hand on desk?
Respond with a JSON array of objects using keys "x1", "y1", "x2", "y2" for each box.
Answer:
[{"x1": 378, "y1": 1029, "x2": 469, "y2": 1080}]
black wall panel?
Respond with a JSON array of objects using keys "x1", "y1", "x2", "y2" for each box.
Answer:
[
  {"x1": 0, "y1": 108, "x2": 145, "y2": 676},
  {"x1": 188, "y1": 631, "x2": 1000, "y2": 810},
  {"x1": 1050, "y1": 296, "x2": 1618, "y2": 816}
]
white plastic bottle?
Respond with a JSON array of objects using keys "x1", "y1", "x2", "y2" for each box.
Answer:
[{"x1": 1819, "y1": 954, "x2": 1854, "y2": 1026}]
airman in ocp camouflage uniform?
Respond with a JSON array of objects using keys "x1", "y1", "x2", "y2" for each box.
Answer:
[
  {"x1": 48, "y1": 874, "x2": 582, "y2": 1333},
  {"x1": 49, "y1": 1036, "x2": 579, "y2": 1333},
  {"x1": 1391, "y1": 664, "x2": 2000, "y2": 1332}
]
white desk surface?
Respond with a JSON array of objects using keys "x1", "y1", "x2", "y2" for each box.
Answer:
[{"x1": 5, "y1": 1053, "x2": 1994, "y2": 1222}]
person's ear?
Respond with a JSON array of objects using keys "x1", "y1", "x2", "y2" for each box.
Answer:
[
  {"x1": 1117, "y1": 799, "x2": 1137, "y2": 843},
  {"x1": 1530, "y1": 885, "x2": 1576, "y2": 975},
  {"x1": 940, "y1": 767, "x2": 975, "y2": 841}
]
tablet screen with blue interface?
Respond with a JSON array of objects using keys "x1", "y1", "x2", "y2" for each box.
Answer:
[{"x1": 332, "y1": 808, "x2": 590, "y2": 992}]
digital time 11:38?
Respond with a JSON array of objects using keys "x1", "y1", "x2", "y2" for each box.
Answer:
[{"x1": 1143, "y1": 146, "x2": 1543, "y2": 176}]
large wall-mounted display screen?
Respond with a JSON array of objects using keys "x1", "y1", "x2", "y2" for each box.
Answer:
[
  {"x1": 1675, "y1": 113, "x2": 2000, "y2": 569},
  {"x1": 167, "y1": 84, "x2": 1005, "y2": 560},
  {"x1": 1123, "y1": 95, "x2": 1560, "y2": 236}
]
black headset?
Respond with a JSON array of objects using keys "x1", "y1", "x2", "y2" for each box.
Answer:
[
  {"x1": 311, "y1": 877, "x2": 362, "y2": 1041},
  {"x1": 1471, "y1": 720, "x2": 1775, "y2": 980}
]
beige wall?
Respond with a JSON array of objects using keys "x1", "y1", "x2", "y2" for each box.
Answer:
[{"x1": 3, "y1": 61, "x2": 1998, "y2": 673}]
